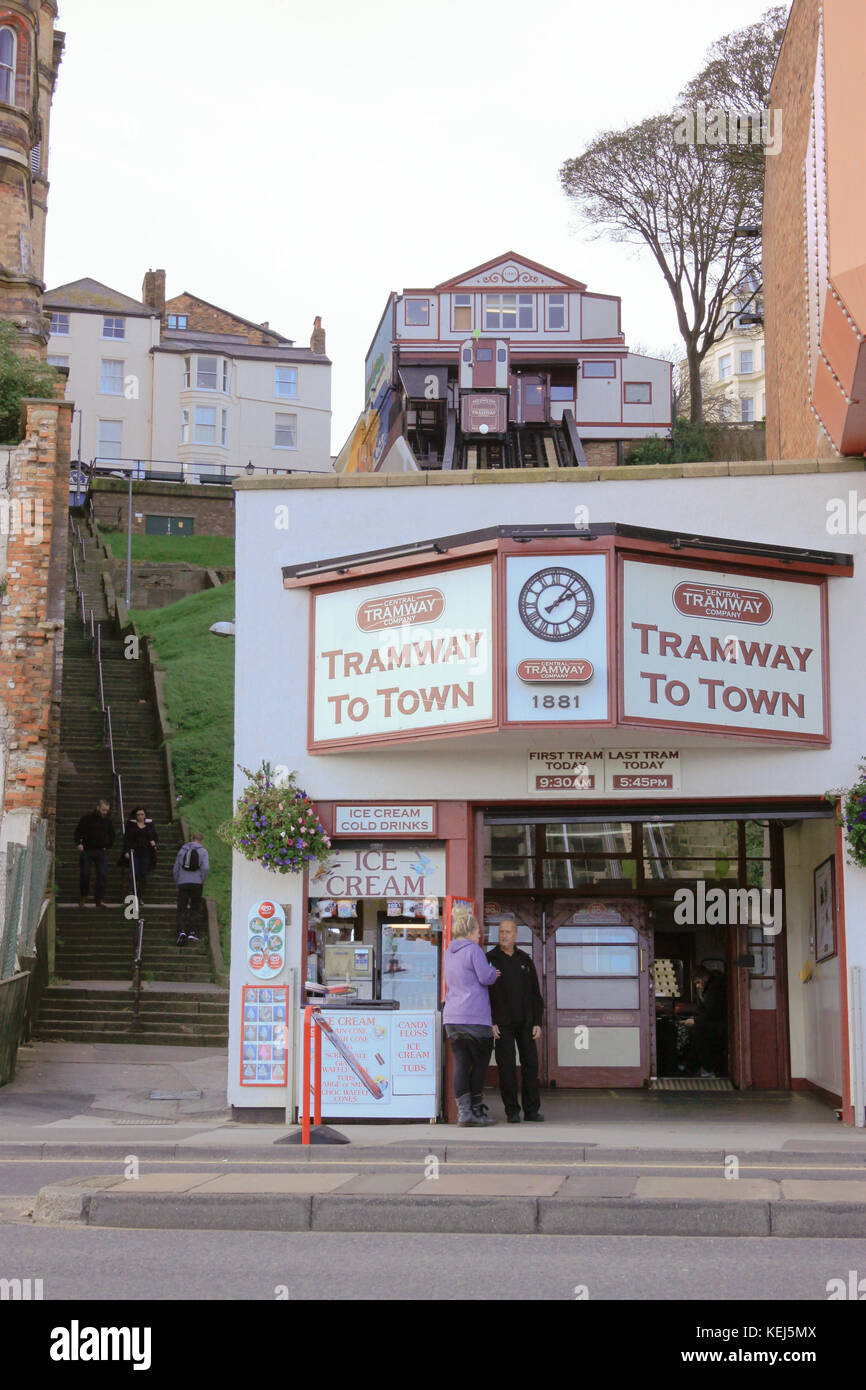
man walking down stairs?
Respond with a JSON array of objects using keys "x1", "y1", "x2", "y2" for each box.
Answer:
[{"x1": 35, "y1": 523, "x2": 229, "y2": 1048}]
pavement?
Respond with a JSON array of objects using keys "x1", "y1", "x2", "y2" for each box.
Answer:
[{"x1": 4, "y1": 1040, "x2": 866, "y2": 1237}]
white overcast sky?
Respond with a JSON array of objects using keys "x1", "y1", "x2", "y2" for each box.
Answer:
[{"x1": 45, "y1": 0, "x2": 776, "y2": 451}]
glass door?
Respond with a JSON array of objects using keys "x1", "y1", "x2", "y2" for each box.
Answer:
[{"x1": 544, "y1": 900, "x2": 651, "y2": 1087}]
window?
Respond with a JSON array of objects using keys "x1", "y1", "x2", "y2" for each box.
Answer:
[
  {"x1": 761, "y1": 345, "x2": 765, "y2": 370},
  {"x1": 583, "y1": 361, "x2": 616, "y2": 378},
  {"x1": 100, "y1": 359, "x2": 124, "y2": 395},
  {"x1": 762, "y1": 393, "x2": 766, "y2": 418},
  {"x1": 47, "y1": 355, "x2": 69, "y2": 369},
  {"x1": 275, "y1": 412, "x2": 297, "y2": 449},
  {"x1": 182, "y1": 357, "x2": 191, "y2": 388},
  {"x1": 30, "y1": 142, "x2": 41, "y2": 176},
  {"x1": 739, "y1": 350, "x2": 754, "y2": 375},
  {"x1": 405, "y1": 299, "x2": 429, "y2": 326},
  {"x1": 624, "y1": 382, "x2": 651, "y2": 405},
  {"x1": 221, "y1": 409, "x2": 228, "y2": 448},
  {"x1": 476, "y1": 348, "x2": 493, "y2": 362},
  {"x1": 102, "y1": 317, "x2": 125, "y2": 340},
  {"x1": 548, "y1": 294, "x2": 566, "y2": 329},
  {"x1": 194, "y1": 405, "x2": 217, "y2": 443},
  {"x1": 180, "y1": 409, "x2": 189, "y2": 443},
  {"x1": 275, "y1": 366, "x2": 297, "y2": 398},
  {"x1": 740, "y1": 396, "x2": 755, "y2": 423},
  {"x1": 222, "y1": 359, "x2": 230, "y2": 393},
  {"x1": 550, "y1": 385, "x2": 574, "y2": 402},
  {"x1": 453, "y1": 294, "x2": 471, "y2": 331},
  {"x1": 484, "y1": 293, "x2": 534, "y2": 330},
  {"x1": 97, "y1": 419, "x2": 122, "y2": 460},
  {"x1": 196, "y1": 356, "x2": 218, "y2": 390},
  {"x1": 167, "y1": 314, "x2": 188, "y2": 330},
  {"x1": 50, "y1": 313, "x2": 69, "y2": 336},
  {"x1": 719, "y1": 354, "x2": 733, "y2": 380},
  {"x1": 0, "y1": 26, "x2": 16, "y2": 105}
]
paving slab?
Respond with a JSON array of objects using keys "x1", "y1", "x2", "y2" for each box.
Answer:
[
  {"x1": 780, "y1": 1179, "x2": 866, "y2": 1201},
  {"x1": 191, "y1": 1173, "x2": 354, "y2": 1195},
  {"x1": 100, "y1": 1173, "x2": 214, "y2": 1193},
  {"x1": 556, "y1": 1174, "x2": 638, "y2": 1198},
  {"x1": 331, "y1": 1171, "x2": 423, "y2": 1195},
  {"x1": 407, "y1": 1173, "x2": 565, "y2": 1197},
  {"x1": 635, "y1": 1177, "x2": 780, "y2": 1201}
]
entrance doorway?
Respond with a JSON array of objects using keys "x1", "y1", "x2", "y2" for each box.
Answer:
[{"x1": 485, "y1": 898, "x2": 652, "y2": 1087}]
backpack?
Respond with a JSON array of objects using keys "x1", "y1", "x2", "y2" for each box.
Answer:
[{"x1": 181, "y1": 845, "x2": 200, "y2": 872}]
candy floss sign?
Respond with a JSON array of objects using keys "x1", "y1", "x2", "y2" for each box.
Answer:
[
  {"x1": 620, "y1": 560, "x2": 828, "y2": 740},
  {"x1": 311, "y1": 563, "x2": 495, "y2": 748}
]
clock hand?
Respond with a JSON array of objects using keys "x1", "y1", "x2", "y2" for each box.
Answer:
[{"x1": 546, "y1": 588, "x2": 577, "y2": 613}]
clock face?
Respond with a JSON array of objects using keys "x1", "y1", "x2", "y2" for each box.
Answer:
[{"x1": 517, "y1": 567, "x2": 594, "y2": 642}]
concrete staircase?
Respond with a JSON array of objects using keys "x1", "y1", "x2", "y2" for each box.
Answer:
[{"x1": 36, "y1": 523, "x2": 229, "y2": 1046}]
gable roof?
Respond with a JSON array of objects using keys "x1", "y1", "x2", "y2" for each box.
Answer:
[
  {"x1": 427, "y1": 251, "x2": 587, "y2": 293},
  {"x1": 43, "y1": 278, "x2": 156, "y2": 316},
  {"x1": 167, "y1": 292, "x2": 292, "y2": 344}
]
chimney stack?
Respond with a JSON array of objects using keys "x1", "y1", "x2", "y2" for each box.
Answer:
[
  {"x1": 310, "y1": 315, "x2": 326, "y2": 355},
  {"x1": 142, "y1": 268, "x2": 166, "y2": 317}
]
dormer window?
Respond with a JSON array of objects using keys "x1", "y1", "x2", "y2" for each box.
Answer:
[
  {"x1": 0, "y1": 27, "x2": 16, "y2": 105},
  {"x1": 405, "y1": 298, "x2": 429, "y2": 327},
  {"x1": 547, "y1": 294, "x2": 566, "y2": 329},
  {"x1": 167, "y1": 314, "x2": 188, "y2": 330}
]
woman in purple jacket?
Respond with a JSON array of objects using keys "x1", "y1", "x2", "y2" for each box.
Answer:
[{"x1": 443, "y1": 913, "x2": 500, "y2": 1126}]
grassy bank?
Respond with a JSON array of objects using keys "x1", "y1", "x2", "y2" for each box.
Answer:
[
  {"x1": 131, "y1": 584, "x2": 235, "y2": 952},
  {"x1": 100, "y1": 528, "x2": 235, "y2": 569}
]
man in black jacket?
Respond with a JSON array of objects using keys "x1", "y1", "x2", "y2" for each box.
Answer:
[
  {"x1": 487, "y1": 918, "x2": 544, "y2": 1122},
  {"x1": 74, "y1": 799, "x2": 115, "y2": 907}
]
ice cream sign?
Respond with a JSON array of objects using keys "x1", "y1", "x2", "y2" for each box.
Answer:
[
  {"x1": 308, "y1": 845, "x2": 446, "y2": 899},
  {"x1": 247, "y1": 899, "x2": 286, "y2": 980}
]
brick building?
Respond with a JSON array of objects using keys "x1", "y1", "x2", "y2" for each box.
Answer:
[
  {"x1": 764, "y1": 0, "x2": 866, "y2": 459},
  {"x1": 0, "y1": 0, "x2": 63, "y2": 352},
  {"x1": 336, "y1": 252, "x2": 672, "y2": 474},
  {"x1": 45, "y1": 270, "x2": 333, "y2": 481}
]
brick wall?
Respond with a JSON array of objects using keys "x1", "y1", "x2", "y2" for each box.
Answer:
[
  {"x1": 164, "y1": 293, "x2": 282, "y2": 347},
  {"x1": 583, "y1": 441, "x2": 619, "y2": 468},
  {"x1": 0, "y1": 397, "x2": 73, "y2": 823},
  {"x1": 91, "y1": 479, "x2": 235, "y2": 538},
  {"x1": 764, "y1": 0, "x2": 839, "y2": 462}
]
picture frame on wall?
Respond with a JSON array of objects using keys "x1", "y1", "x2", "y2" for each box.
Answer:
[{"x1": 814, "y1": 857, "x2": 836, "y2": 962}]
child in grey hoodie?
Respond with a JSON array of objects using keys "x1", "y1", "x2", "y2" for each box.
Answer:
[{"x1": 173, "y1": 833, "x2": 209, "y2": 946}]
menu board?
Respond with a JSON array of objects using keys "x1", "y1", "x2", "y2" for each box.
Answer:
[
  {"x1": 247, "y1": 899, "x2": 286, "y2": 980},
  {"x1": 240, "y1": 985, "x2": 290, "y2": 1086},
  {"x1": 297, "y1": 1011, "x2": 439, "y2": 1119}
]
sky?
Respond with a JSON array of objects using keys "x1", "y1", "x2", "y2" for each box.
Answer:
[{"x1": 45, "y1": 0, "x2": 777, "y2": 451}]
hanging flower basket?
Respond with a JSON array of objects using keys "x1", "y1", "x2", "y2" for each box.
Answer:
[
  {"x1": 219, "y1": 762, "x2": 331, "y2": 874},
  {"x1": 827, "y1": 758, "x2": 866, "y2": 869}
]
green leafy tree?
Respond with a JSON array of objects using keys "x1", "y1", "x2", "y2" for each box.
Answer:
[
  {"x1": 0, "y1": 318, "x2": 61, "y2": 443},
  {"x1": 560, "y1": 7, "x2": 786, "y2": 425}
]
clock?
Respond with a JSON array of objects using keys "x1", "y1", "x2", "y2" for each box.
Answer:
[{"x1": 517, "y1": 566, "x2": 594, "y2": 642}]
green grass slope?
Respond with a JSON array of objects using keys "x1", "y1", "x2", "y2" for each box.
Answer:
[
  {"x1": 101, "y1": 529, "x2": 235, "y2": 569},
  {"x1": 131, "y1": 583, "x2": 235, "y2": 952}
]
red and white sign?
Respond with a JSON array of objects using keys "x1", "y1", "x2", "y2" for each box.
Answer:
[
  {"x1": 311, "y1": 562, "x2": 495, "y2": 748},
  {"x1": 296, "y1": 1011, "x2": 439, "y2": 1119},
  {"x1": 621, "y1": 560, "x2": 827, "y2": 741},
  {"x1": 517, "y1": 658, "x2": 594, "y2": 683}
]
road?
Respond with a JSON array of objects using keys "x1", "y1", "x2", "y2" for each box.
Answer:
[{"x1": 0, "y1": 1222, "x2": 863, "y2": 1301}]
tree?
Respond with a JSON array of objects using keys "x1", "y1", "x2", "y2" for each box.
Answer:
[
  {"x1": 559, "y1": 7, "x2": 786, "y2": 424},
  {"x1": 0, "y1": 318, "x2": 60, "y2": 443}
]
